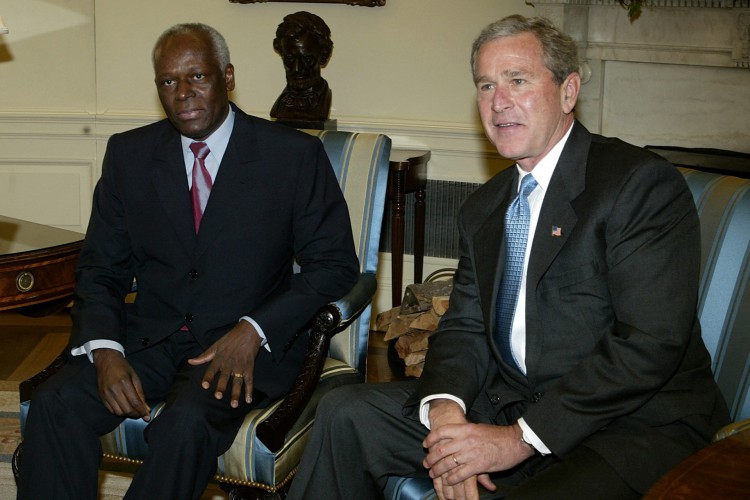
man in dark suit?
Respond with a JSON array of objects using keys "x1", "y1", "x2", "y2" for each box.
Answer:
[
  {"x1": 287, "y1": 15, "x2": 729, "y2": 500},
  {"x1": 17, "y1": 23, "x2": 358, "y2": 500}
]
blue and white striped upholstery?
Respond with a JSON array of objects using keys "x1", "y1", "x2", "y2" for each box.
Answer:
[
  {"x1": 302, "y1": 130, "x2": 392, "y2": 371},
  {"x1": 680, "y1": 168, "x2": 750, "y2": 423},
  {"x1": 19, "y1": 130, "x2": 392, "y2": 494},
  {"x1": 385, "y1": 167, "x2": 750, "y2": 500}
]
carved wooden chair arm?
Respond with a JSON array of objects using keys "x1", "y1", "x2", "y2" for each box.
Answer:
[
  {"x1": 256, "y1": 272, "x2": 377, "y2": 452},
  {"x1": 713, "y1": 418, "x2": 750, "y2": 442},
  {"x1": 19, "y1": 351, "x2": 67, "y2": 403}
]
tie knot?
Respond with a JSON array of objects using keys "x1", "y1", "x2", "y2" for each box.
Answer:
[
  {"x1": 190, "y1": 141, "x2": 210, "y2": 160},
  {"x1": 519, "y1": 174, "x2": 537, "y2": 198}
]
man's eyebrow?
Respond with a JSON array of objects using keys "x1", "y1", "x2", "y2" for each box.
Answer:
[{"x1": 502, "y1": 69, "x2": 527, "y2": 78}]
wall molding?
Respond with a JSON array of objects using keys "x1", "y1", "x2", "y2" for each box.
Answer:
[
  {"x1": 537, "y1": 0, "x2": 748, "y2": 7},
  {"x1": 0, "y1": 110, "x2": 508, "y2": 184},
  {"x1": 535, "y1": 0, "x2": 750, "y2": 69}
]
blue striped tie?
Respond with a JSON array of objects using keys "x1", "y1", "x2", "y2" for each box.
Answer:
[{"x1": 496, "y1": 174, "x2": 537, "y2": 371}]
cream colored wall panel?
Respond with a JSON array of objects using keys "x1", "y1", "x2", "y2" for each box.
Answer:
[
  {"x1": 0, "y1": 160, "x2": 92, "y2": 232},
  {"x1": 601, "y1": 61, "x2": 750, "y2": 150},
  {"x1": 0, "y1": 0, "x2": 96, "y2": 112}
]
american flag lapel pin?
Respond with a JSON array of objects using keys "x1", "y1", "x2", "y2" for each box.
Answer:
[{"x1": 551, "y1": 226, "x2": 562, "y2": 237}]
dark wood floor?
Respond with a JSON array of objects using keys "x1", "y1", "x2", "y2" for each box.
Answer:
[{"x1": 0, "y1": 309, "x2": 399, "y2": 387}]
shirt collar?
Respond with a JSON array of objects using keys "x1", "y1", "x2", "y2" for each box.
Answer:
[
  {"x1": 514, "y1": 122, "x2": 574, "y2": 193},
  {"x1": 181, "y1": 106, "x2": 235, "y2": 165}
]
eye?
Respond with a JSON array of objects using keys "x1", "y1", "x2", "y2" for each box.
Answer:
[
  {"x1": 161, "y1": 79, "x2": 175, "y2": 87},
  {"x1": 511, "y1": 78, "x2": 525, "y2": 85},
  {"x1": 477, "y1": 82, "x2": 494, "y2": 92},
  {"x1": 193, "y1": 73, "x2": 205, "y2": 80}
]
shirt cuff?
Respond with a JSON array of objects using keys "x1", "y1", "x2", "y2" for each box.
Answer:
[
  {"x1": 70, "y1": 340, "x2": 125, "y2": 363},
  {"x1": 419, "y1": 394, "x2": 467, "y2": 429},
  {"x1": 517, "y1": 417, "x2": 552, "y2": 455},
  {"x1": 239, "y1": 316, "x2": 270, "y2": 352}
]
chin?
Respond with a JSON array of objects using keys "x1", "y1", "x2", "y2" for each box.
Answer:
[{"x1": 175, "y1": 123, "x2": 209, "y2": 140}]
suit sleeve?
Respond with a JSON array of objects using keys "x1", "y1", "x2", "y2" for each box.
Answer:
[
  {"x1": 69, "y1": 134, "x2": 134, "y2": 350},
  {"x1": 405, "y1": 204, "x2": 494, "y2": 413},
  {"x1": 247, "y1": 138, "x2": 359, "y2": 354}
]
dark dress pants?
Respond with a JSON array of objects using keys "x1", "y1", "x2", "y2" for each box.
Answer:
[
  {"x1": 286, "y1": 381, "x2": 639, "y2": 500},
  {"x1": 17, "y1": 329, "x2": 265, "y2": 500}
]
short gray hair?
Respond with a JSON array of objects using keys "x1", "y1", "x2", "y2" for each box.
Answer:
[
  {"x1": 153, "y1": 23, "x2": 231, "y2": 71},
  {"x1": 470, "y1": 15, "x2": 579, "y2": 86}
]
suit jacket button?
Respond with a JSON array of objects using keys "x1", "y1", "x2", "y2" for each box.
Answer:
[
  {"x1": 184, "y1": 313, "x2": 193, "y2": 323},
  {"x1": 532, "y1": 392, "x2": 543, "y2": 403},
  {"x1": 189, "y1": 269, "x2": 199, "y2": 279},
  {"x1": 141, "y1": 337, "x2": 150, "y2": 346},
  {"x1": 490, "y1": 394, "x2": 501, "y2": 405}
]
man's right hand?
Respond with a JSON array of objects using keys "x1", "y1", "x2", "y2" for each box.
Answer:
[
  {"x1": 93, "y1": 348, "x2": 151, "y2": 421},
  {"x1": 424, "y1": 399, "x2": 496, "y2": 500}
]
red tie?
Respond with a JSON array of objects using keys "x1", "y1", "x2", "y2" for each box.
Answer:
[{"x1": 189, "y1": 142, "x2": 212, "y2": 233}]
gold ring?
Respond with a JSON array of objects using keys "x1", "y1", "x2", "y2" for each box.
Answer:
[
  {"x1": 452, "y1": 454, "x2": 459, "y2": 466},
  {"x1": 232, "y1": 372, "x2": 244, "y2": 378}
]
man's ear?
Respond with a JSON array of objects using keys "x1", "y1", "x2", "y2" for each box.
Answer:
[
  {"x1": 561, "y1": 72, "x2": 581, "y2": 114},
  {"x1": 225, "y1": 64, "x2": 236, "y2": 92}
]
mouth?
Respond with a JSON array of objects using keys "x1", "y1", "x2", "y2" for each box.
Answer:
[
  {"x1": 176, "y1": 109, "x2": 203, "y2": 120},
  {"x1": 493, "y1": 121, "x2": 521, "y2": 129},
  {"x1": 492, "y1": 122, "x2": 521, "y2": 132}
]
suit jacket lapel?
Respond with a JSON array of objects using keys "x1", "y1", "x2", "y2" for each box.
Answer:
[
  {"x1": 151, "y1": 125, "x2": 197, "y2": 253},
  {"x1": 524, "y1": 122, "x2": 590, "y2": 379},
  {"x1": 193, "y1": 108, "x2": 258, "y2": 259}
]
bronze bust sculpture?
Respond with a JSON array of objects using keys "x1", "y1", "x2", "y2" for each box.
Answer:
[{"x1": 271, "y1": 12, "x2": 333, "y2": 124}]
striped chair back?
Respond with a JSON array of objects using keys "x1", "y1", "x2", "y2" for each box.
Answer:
[
  {"x1": 302, "y1": 130, "x2": 391, "y2": 371},
  {"x1": 679, "y1": 168, "x2": 750, "y2": 422}
]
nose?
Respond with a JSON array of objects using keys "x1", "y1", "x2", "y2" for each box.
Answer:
[
  {"x1": 292, "y1": 58, "x2": 306, "y2": 76},
  {"x1": 491, "y1": 87, "x2": 511, "y2": 113},
  {"x1": 175, "y1": 80, "x2": 195, "y2": 100}
]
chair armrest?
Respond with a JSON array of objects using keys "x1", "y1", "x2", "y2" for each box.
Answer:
[
  {"x1": 312, "y1": 272, "x2": 377, "y2": 338},
  {"x1": 256, "y1": 272, "x2": 376, "y2": 452},
  {"x1": 19, "y1": 351, "x2": 67, "y2": 403},
  {"x1": 713, "y1": 418, "x2": 750, "y2": 442}
]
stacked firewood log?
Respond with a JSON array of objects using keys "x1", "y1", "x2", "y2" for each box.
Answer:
[{"x1": 374, "y1": 279, "x2": 453, "y2": 378}]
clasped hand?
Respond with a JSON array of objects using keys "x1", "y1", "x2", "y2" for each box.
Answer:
[
  {"x1": 423, "y1": 400, "x2": 535, "y2": 500},
  {"x1": 94, "y1": 322, "x2": 262, "y2": 420}
]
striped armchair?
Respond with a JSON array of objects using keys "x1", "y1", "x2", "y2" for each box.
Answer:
[
  {"x1": 384, "y1": 166, "x2": 750, "y2": 500},
  {"x1": 14, "y1": 130, "x2": 392, "y2": 499}
]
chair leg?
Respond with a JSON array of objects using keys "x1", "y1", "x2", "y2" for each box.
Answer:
[{"x1": 11, "y1": 441, "x2": 22, "y2": 485}]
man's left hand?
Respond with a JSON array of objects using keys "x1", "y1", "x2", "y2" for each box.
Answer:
[
  {"x1": 188, "y1": 321, "x2": 262, "y2": 408},
  {"x1": 423, "y1": 421, "x2": 535, "y2": 499}
]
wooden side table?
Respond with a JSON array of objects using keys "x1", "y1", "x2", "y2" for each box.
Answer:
[
  {"x1": 644, "y1": 426, "x2": 750, "y2": 499},
  {"x1": 387, "y1": 149, "x2": 430, "y2": 306},
  {"x1": 0, "y1": 215, "x2": 83, "y2": 315}
]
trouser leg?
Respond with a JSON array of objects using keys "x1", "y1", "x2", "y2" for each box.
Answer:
[
  {"x1": 16, "y1": 359, "x2": 125, "y2": 500},
  {"x1": 504, "y1": 446, "x2": 640, "y2": 500},
  {"x1": 287, "y1": 380, "x2": 428, "y2": 500},
  {"x1": 124, "y1": 333, "x2": 267, "y2": 500}
]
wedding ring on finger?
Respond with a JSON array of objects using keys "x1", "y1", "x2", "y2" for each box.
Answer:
[
  {"x1": 232, "y1": 372, "x2": 244, "y2": 378},
  {"x1": 452, "y1": 454, "x2": 459, "y2": 466}
]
